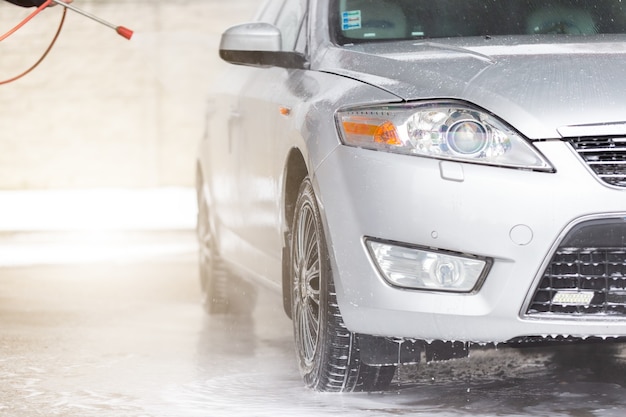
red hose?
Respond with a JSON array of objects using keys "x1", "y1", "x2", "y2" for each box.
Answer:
[
  {"x1": 0, "y1": 0, "x2": 53, "y2": 42},
  {"x1": 0, "y1": 1, "x2": 66, "y2": 85}
]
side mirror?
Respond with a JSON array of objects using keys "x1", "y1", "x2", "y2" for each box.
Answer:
[{"x1": 219, "y1": 22, "x2": 307, "y2": 69}]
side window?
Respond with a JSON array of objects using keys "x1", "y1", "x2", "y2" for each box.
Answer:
[{"x1": 275, "y1": 0, "x2": 308, "y2": 51}]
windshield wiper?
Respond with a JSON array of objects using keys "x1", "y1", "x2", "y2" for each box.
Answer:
[{"x1": 413, "y1": 41, "x2": 496, "y2": 64}]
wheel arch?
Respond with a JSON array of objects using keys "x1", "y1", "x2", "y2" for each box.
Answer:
[
  {"x1": 281, "y1": 148, "x2": 309, "y2": 318},
  {"x1": 195, "y1": 161, "x2": 208, "y2": 204}
]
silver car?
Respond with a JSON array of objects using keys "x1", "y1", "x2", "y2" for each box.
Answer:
[{"x1": 196, "y1": 0, "x2": 626, "y2": 392}]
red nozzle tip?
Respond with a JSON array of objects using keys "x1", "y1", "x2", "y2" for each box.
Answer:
[{"x1": 116, "y1": 26, "x2": 134, "y2": 40}]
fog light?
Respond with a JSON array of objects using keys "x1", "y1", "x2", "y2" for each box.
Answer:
[
  {"x1": 366, "y1": 239, "x2": 491, "y2": 292},
  {"x1": 433, "y1": 259, "x2": 463, "y2": 286}
]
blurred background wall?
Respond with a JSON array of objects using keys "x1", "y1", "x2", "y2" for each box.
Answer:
[{"x1": 0, "y1": 0, "x2": 258, "y2": 190}]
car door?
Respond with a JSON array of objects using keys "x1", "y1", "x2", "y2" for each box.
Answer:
[
  {"x1": 200, "y1": 54, "x2": 249, "y2": 246},
  {"x1": 202, "y1": 0, "x2": 290, "y2": 269},
  {"x1": 231, "y1": 0, "x2": 309, "y2": 282}
]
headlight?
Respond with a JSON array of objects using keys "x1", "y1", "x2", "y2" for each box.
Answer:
[
  {"x1": 366, "y1": 239, "x2": 492, "y2": 293},
  {"x1": 337, "y1": 101, "x2": 553, "y2": 171}
]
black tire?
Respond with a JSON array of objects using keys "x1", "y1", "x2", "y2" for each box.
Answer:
[
  {"x1": 196, "y1": 178, "x2": 229, "y2": 315},
  {"x1": 290, "y1": 178, "x2": 395, "y2": 392}
]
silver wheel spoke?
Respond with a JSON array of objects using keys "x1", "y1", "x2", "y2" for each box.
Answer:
[{"x1": 294, "y1": 198, "x2": 322, "y2": 366}]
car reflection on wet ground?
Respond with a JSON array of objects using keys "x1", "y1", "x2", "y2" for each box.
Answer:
[{"x1": 1, "y1": 231, "x2": 626, "y2": 417}]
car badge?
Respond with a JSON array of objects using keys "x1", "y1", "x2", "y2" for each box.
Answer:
[{"x1": 552, "y1": 291, "x2": 594, "y2": 306}]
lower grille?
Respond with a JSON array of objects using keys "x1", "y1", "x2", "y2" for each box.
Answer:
[
  {"x1": 526, "y1": 219, "x2": 626, "y2": 317},
  {"x1": 569, "y1": 137, "x2": 626, "y2": 187}
]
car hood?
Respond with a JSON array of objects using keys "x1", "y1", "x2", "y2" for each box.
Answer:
[{"x1": 319, "y1": 38, "x2": 626, "y2": 139}]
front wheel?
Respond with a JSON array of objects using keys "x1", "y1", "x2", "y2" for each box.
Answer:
[{"x1": 290, "y1": 178, "x2": 395, "y2": 392}]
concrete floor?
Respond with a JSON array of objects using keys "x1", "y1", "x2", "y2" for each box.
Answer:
[{"x1": 3, "y1": 232, "x2": 626, "y2": 416}]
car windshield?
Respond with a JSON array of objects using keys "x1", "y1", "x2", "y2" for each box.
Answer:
[{"x1": 331, "y1": 0, "x2": 626, "y2": 44}]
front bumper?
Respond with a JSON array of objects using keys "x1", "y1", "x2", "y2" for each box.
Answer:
[{"x1": 314, "y1": 140, "x2": 626, "y2": 343}]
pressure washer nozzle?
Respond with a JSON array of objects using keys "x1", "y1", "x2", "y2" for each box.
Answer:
[
  {"x1": 116, "y1": 26, "x2": 133, "y2": 40},
  {"x1": 52, "y1": 0, "x2": 134, "y2": 41}
]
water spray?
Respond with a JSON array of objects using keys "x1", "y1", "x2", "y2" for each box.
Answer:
[{"x1": 52, "y1": 0, "x2": 133, "y2": 40}]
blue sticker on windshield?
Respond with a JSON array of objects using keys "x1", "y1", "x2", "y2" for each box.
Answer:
[{"x1": 342, "y1": 10, "x2": 362, "y2": 31}]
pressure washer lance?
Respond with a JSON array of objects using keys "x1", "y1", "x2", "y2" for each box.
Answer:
[{"x1": 51, "y1": 0, "x2": 133, "y2": 40}]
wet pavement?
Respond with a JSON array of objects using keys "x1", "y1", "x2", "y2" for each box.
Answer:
[{"x1": 2, "y1": 231, "x2": 626, "y2": 416}]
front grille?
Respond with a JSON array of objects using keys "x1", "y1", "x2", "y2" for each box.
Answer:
[
  {"x1": 526, "y1": 219, "x2": 626, "y2": 317},
  {"x1": 569, "y1": 137, "x2": 626, "y2": 187}
]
